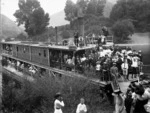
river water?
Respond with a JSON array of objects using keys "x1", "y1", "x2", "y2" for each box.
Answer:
[
  {"x1": 129, "y1": 33, "x2": 150, "y2": 73},
  {"x1": 130, "y1": 33, "x2": 150, "y2": 65}
]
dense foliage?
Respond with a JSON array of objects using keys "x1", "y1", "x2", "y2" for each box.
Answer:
[
  {"x1": 112, "y1": 19, "x2": 134, "y2": 43},
  {"x1": 110, "y1": 0, "x2": 150, "y2": 32},
  {"x1": 14, "y1": 0, "x2": 50, "y2": 36},
  {"x1": 64, "y1": 0, "x2": 109, "y2": 35},
  {"x1": 61, "y1": 30, "x2": 70, "y2": 39},
  {"x1": 2, "y1": 73, "x2": 114, "y2": 113},
  {"x1": 64, "y1": 0, "x2": 106, "y2": 21}
]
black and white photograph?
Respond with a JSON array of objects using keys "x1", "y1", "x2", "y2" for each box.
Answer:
[{"x1": 0, "y1": 0, "x2": 150, "y2": 113}]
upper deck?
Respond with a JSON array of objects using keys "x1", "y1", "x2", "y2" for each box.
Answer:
[{"x1": 1, "y1": 41, "x2": 96, "y2": 51}]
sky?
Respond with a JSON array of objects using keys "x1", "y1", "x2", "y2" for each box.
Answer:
[{"x1": 1, "y1": 0, "x2": 117, "y2": 21}]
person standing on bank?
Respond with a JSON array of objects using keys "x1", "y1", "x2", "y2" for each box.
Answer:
[
  {"x1": 54, "y1": 93, "x2": 65, "y2": 113},
  {"x1": 110, "y1": 62, "x2": 119, "y2": 79},
  {"x1": 76, "y1": 98, "x2": 87, "y2": 113}
]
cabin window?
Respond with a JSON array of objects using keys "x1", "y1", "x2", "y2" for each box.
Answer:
[
  {"x1": 17, "y1": 46, "x2": 18, "y2": 52},
  {"x1": 39, "y1": 53, "x2": 41, "y2": 56},
  {"x1": 44, "y1": 50, "x2": 46, "y2": 57}
]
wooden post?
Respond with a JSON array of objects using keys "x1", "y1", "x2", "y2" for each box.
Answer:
[{"x1": 55, "y1": 27, "x2": 58, "y2": 45}]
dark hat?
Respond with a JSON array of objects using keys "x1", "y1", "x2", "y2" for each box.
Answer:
[{"x1": 54, "y1": 92, "x2": 62, "y2": 99}]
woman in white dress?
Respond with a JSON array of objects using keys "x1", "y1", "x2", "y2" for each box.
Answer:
[{"x1": 54, "y1": 93, "x2": 65, "y2": 113}]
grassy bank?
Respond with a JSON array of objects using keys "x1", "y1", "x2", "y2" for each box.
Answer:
[{"x1": 2, "y1": 72, "x2": 114, "y2": 113}]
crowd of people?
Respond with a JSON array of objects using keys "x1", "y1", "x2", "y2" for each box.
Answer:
[
  {"x1": 63, "y1": 44, "x2": 143, "y2": 82},
  {"x1": 111, "y1": 80, "x2": 150, "y2": 113},
  {"x1": 1, "y1": 57, "x2": 47, "y2": 77},
  {"x1": 74, "y1": 26, "x2": 109, "y2": 47}
]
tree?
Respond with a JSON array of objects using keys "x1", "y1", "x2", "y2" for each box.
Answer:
[
  {"x1": 64, "y1": 0, "x2": 106, "y2": 21},
  {"x1": 86, "y1": 0, "x2": 106, "y2": 16},
  {"x1": 64, "y1": 0, "x2": 107, "y2": 34},
  {"x1": 61, "y1": 30, "x2": 70, "y2": 39},
  {"x1": 15, "y1": 33, "x2": 27, "y2": 41},
  {"x1": 112, "y1": 19, "x2": 134, "y2": 43},
  {"x1": 110, "y1": 0, "x2": 150, "y2": 31},
  {"x1": 14, "y1": 0, "x2": 50, "y2": 36},
  {"x1": 64, "y1": 0, "x2": 77, "y2": 21},
  {"x1": 96, "y1": 0, "x2": 106, "y2": 16}
]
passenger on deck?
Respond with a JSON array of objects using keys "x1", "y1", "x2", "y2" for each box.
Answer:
[
  {"x1": 29, "y1": 65, "x2": 37, "y2": 74},
  {"x1": 96, "y1": 61, "x2": 102, "y2": 80},
  {"x1": 102, "y1": 62, "x2": 109, "y2": 81},
  {"x1": 74, "y1": 32, "x2": 79, "y2": 47},
  {"x1": 20, "y1": 63, "x2": 24, "y2": 71},
  {"x1": 102, "y1": 26, "x2": 109, "y2": 37},
  {"x1": 98, "y1": 34, "x2": 102, "y2": 46},
  {"x1": 76, "y1": 56, "x2": 83, "y2": 73},
  {"x1": 66, "y1": 56, "x2": 73, "y2": 71},
  {"x1": 131, "y1": 55, "x2": 139, "y2": 78},
  {"x1": 81, "y1": 54, "x2": 86, "y2": 63},
  {"x1": 66, "y1": 56, "x2": 73, "y2": 65},
  {"x1": 98, "y1": 47, "x2": 105, "y2": 58},
  {"x1": 127, "y1": 47, "x2": 132, "y2": 55},
  {"x1": 110, "y1": 62, "x2": 119, "y2": 79},
  {"x1": 79, "y1": 36, "x2": 84, "y2": 47},
  {"x1": 121, "y1": 60, "x2": 129, "y2": 81},
  {"x1": 100, "y1": 35, "x2": 106, "y2": 45},
  {"x1": 17, "y1": 61, "x2": 20, "y2": 67}
]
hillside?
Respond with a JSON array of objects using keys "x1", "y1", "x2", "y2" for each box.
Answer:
[
  {"x1": 50, "y1": 10, "x2": 69, "y2": 27},
  {"x1": 50, "y1": 1, "x2": 115, "y2": 27},
  {"x1": 1, "y1": 14, "x2": 25, "y2": 39}
]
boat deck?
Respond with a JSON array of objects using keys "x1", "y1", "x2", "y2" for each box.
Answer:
[{"x1": 2, "y1": 53, "x2": 107, "y2": 87}]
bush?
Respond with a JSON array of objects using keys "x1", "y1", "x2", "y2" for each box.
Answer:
[
  {"x1": 112, "y1": 19, "x2": 134, "y2": 43},
  {"x1": 2, "y1": 72, "x2": 114, "y2": 113},
  {"x1": 61, "y1": 30, "x2": 70, "y2": 39}
]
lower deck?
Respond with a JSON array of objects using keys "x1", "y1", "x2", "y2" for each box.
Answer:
[{"x1": 2, "y1": 53, "x2": 108, "y2": 87}]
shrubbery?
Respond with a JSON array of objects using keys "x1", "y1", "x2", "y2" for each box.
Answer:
[
  {"x1": 2, "y1": 72, "x2": 114, "y2": 113},
  {"x1": 112, "y1": 19, "x2": 134, "y2": 43}
]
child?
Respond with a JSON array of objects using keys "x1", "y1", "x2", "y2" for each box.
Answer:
[{"x1": 76, "y1": 98, "x2": 87, "y2": 113}]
